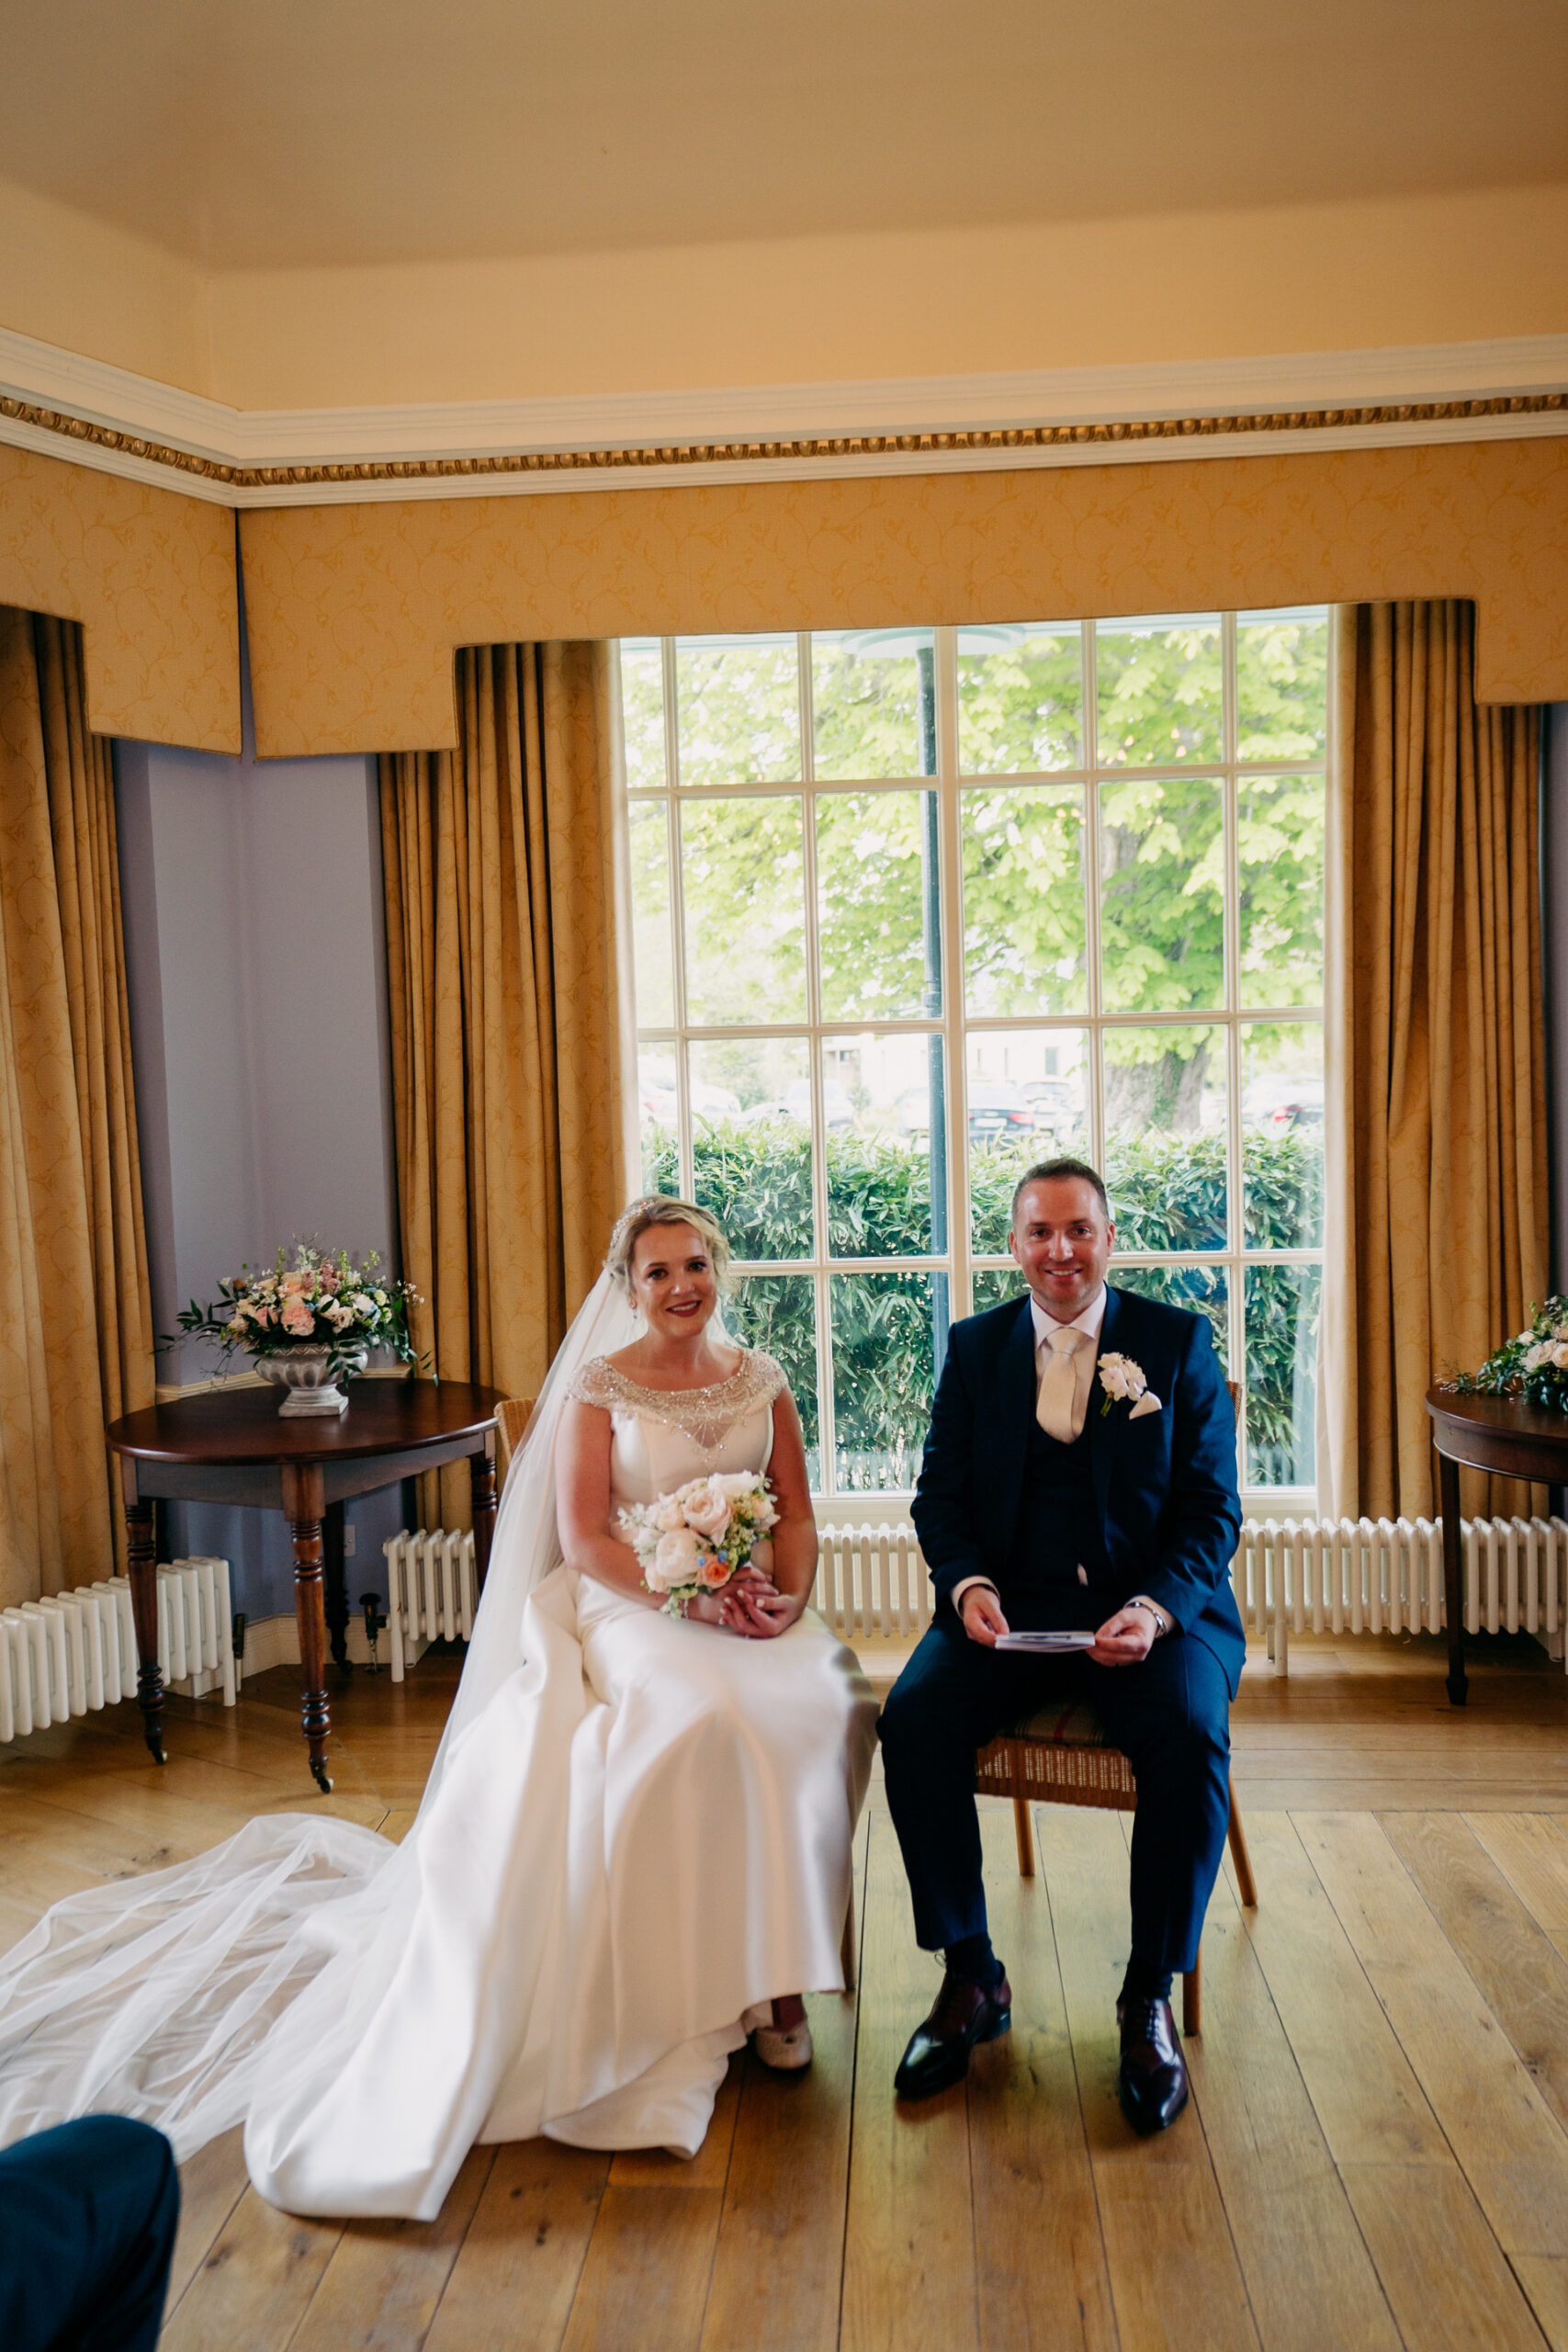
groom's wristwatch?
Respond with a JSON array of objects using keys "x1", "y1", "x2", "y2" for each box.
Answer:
[{"x1": 1126, "y1": 1596, "x2": 1169, "y2": 1638}]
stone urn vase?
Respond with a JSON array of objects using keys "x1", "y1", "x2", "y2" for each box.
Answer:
[{"x1": 254, "y1": 1344, "x2": 369, "y2": 1418}]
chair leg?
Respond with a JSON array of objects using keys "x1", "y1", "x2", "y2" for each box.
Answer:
[
  {"x1": 1227, "y1": 1785, "x2": 1258, "y2": 1908},
  {"x1": 1013, "y1": 1796, "x2": 1035, "y2": 1877},
  {"x1": 840, "y1": 1882, "x2": 857, "y2": 1994},
  {"x1": 1182, "y1": 1946, "x2": 1201, "y2": 2038}
]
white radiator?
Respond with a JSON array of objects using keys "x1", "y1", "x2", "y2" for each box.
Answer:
[
  {"x1": 1234, "y1": 1513, "x2": 1568, "y2": 1671},
  {"x1": 0, "y1": 1556, "x2": 236, "y2": 1745},
  {"x1": 815, "y1": 1513, "x2": 1568, "y2": 1676},
  {"x1": 377, "y1": 1513, "x2": 1568, "y2": 1681},
  {"x1": 382, "y1": 1529, "x2": 477, "y2": 1680},
  {"x1": 813, "y1": 1522, "x2": 932, "y2": 1643}
]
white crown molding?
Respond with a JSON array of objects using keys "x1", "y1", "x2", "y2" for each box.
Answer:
[{"x1": 2, "y1": 323, "x2": 1565, "y2": 506}]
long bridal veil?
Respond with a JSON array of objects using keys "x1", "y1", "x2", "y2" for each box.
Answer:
[{"x1": 0, "y1": 1272, "x2": 639, "y2": 2163}]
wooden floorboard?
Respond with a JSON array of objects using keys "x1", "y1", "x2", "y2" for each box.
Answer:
[
  {"x1": 967, "y1": 1807, "x2": 1119, "y2": 2352},
  {"x1": 1298, "y1": 1810, "x2": 1568, "y2": 2256},
  {"x1": 8, "y1": 1634, "x2": 1565, "y2": 2350},
  {"x1": 1043, "y1": 1807, "x2": 1258, "y2": 2352}
]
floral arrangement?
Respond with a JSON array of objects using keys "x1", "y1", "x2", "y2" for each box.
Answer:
[
  {"x1": 1446, "y1": 1299, "x2": 1568, "y2": 1416},
  {"x1": 164, "y1": 1246, "x2": 422, "y2": 1383},
  {"x1": 618, "y1": 1471, "x2": 779, "y2": 1617}
]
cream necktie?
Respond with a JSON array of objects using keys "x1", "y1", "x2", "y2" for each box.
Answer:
[{"x1": 1036, "y1": 1326, "x2": 1084, "y2": 1443}]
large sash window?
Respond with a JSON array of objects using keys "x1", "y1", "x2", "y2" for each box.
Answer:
[{"x1": 619, "y1": 612, "x2": 1326, "y2": 1502}]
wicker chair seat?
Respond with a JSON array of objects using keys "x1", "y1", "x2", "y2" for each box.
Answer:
[{"x1": 976, "y1": 1699, "x2": 1137, "y2": 1812}]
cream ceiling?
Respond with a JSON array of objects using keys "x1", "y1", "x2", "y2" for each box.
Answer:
[{"x1": 3, "y1": 0, "x2": 1566, "y2": 269}]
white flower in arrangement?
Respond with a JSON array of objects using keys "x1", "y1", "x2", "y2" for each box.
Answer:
[
  {"x1": 1553, "y1": 1342, "x2": 1568, "y2": 1372},
  {"x1": 324, "y1": 1301, "x2": 356, "y2": 1331},
  {"x1": 347, "y1": 1292, "x2": 377, "y2": 1317}
]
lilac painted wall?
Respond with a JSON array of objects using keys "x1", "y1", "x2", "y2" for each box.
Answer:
[{"x1": 114, "y1": 644, "x2": 404, "y2": 1623}]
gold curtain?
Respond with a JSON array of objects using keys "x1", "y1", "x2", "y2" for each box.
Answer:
[
  {"x1": 1320, "y1": 601, "x2": 1548, "y2": 1523},
  {"x1": 379, "y1": 640, "x2": 636, "y2": 1527},
  {"x1": 0, "y1": 607, "x2": 155, "y2": 1606}
]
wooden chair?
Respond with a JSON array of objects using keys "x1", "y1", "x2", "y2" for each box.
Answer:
[
  {"x1": 491, "y1": 1391, "x2": 861, "y2": 1993},
  {"x1": 971, "y1": 1378, "x2": 1258, "y2": 2036},
  {"x1": 493, "y1": 1396, "x2": 536, "y2": 1487}
]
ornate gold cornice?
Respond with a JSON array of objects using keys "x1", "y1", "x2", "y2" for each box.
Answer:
[{"x1": 5, "y1": 387, "x2": 1565, "y2": 495}]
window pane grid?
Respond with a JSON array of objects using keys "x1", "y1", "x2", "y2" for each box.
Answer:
[{"x1": 626, "y1": 614, "x2": 1325, "y2": 1497}]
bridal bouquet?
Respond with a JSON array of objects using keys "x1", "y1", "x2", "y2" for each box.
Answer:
[
  {"x1": 164, "y1": 1245, "x2": 422, "y2": 1382},
  {"x1": 619, "y1": 1472, "x2": 780, "y2": 1617},
  {"x1": 1446, "y1": 1299, "x2": 1568, "y2": 1417}
]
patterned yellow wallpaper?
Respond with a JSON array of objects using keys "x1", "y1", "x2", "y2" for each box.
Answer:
[
  {"x1": 240, "y1": 436, "x2": 1568, "y2": 755},
  {"x1": 0, "y1": 446, "x2": 239, "y2": 752}
]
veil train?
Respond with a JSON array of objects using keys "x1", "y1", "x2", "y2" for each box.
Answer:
[{"x1": 0, "y1": 1272, "x2": 638, "y2": 2167}]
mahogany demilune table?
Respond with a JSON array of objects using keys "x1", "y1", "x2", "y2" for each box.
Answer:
[
  {"x1": 1426, "y1": 1385, "x2": 1568, "y2": 1707},
  {"x1": 107, "y1": 1379, "x2": 504, "y2": 1790}
]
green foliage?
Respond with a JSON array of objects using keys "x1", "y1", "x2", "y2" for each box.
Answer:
[
  {"x1": 815, "y1": 790, "x2": 931, "y2": 1020},
  {"x1": 1097, "y1": 620, "x2": 1222, "y2": 766},
  {"x1": 675, "y1": 641, "x2": 801, "y2": 786},
  {"x1": 643, "y1": 1121, "x2": 1320, "y2": 1486},
  {"x1": 811, "y1": 638, "x2": 931, "y2": 780},
  {"x1": 960, "y1": 785, "x2": 1086, "y2": 1015},
  {"x1": 957, "y1": 630, "x2": 1083, "y2": 773}
]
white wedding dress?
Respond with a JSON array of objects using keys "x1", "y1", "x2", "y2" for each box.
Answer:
[{"x1": 0, "y1": 1287, "x2": 877, "y2": 2221}]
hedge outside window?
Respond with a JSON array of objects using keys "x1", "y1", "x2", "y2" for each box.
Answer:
[{"x1": 620, "y1": 613, "x2": 1327, "y2": 1499}]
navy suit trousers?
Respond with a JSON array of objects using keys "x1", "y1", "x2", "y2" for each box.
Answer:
[
  {"x1": 879, "y1": 1620, "x2": 1232, "y2": 1974},
  {"x1": 0, "y1": 2116, "x2": 179, "y2": 2352}
]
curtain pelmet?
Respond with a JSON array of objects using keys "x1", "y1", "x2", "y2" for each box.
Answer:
[
  {"x1": 1321, "y1": 601, "x2": 1548, "y2": 1523},
  {"x1": 380, "y1": 641, "x2": 636, "y2": 1528},
  {"x1": 0, "y1": 608, "x2": 154, "y2": 1604}
]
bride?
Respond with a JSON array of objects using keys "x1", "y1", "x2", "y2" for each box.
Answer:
[{"x1": 0, "y1": 1197, "x2": 877, "y2": 2220}]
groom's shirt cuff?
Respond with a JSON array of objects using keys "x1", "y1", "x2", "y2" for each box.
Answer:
[{"x1": 950, "y1": 1575, "x2": 998, "y2": 1612}]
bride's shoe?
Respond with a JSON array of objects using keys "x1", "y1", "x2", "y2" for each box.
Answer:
[{"x1": 751, "y1": 1997, "x2": 813, "y2": 2072}]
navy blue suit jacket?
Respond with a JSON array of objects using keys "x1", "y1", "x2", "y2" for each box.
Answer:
[{"x1": 911, "y1": 1284, "x2": 1246, "y2": 1695}]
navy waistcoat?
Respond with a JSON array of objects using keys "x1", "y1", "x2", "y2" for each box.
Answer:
[{"x1": 1004, "y1": 1410, "x2": 1108, "y2": 1601}]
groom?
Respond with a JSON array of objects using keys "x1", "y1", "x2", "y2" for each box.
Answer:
[{"x1": 879, "y1": 1159, "x2": 1243, "y2": 2132}]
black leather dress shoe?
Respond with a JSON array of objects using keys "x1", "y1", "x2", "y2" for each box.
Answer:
[
  {"x1": 1117, "y1": 1994, "x2": 1189, "y2": 2134},
  {"x1": 894, "y1": 1966, "x2": 1012, "y2": 2098}
]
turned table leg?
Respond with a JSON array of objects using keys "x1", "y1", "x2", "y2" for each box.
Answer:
[
  {"x1": 121, "y1": 1470, "x2": 165, "y2": 1766},
  {"x1": 471, "y1": 1434, "x2": 498, "y2": 1590},
  {"x1": 283, "y1": 1464, "x2": 333, "y2": 1792},
  {"x1": 1438, "y1": 1445, "x2": 1468, "y2": 1707},
  {"x1": 323, "y1": 1500, "x2": 350, "y2": 1675}
]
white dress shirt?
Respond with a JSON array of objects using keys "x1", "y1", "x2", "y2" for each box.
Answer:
[{"x1": 950, "y1": 1285, "x2": 1107, "y2": 1615}]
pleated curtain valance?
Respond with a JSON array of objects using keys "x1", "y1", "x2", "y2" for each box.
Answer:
[
  {"x1": 1319, "y1": 600, "x2": 1549, "y2": 1523},
  {"x1": 0, "y1": 607, "x2": 155, "y2": 1607},
  {"x1": 378, "y1": 639, "x2": 637, "y2": 1529}
]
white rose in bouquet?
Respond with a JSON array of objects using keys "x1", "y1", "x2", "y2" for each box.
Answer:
[
  {"x1": 649, "y1": 1527, "x2": 704, "y2": 1591},
  {"x1": 683, "y1": 1486, "x2": 733, "y2": 1540}
]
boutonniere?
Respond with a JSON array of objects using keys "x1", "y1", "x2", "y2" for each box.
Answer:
[{"x1": 1099, "y1": 1352, "x2": 1163, "y2": 1419}]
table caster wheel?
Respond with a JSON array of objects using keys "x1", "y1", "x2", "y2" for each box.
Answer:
[{"x1": 311, "y1": 1762, "x2": 333, "y2": 1794}]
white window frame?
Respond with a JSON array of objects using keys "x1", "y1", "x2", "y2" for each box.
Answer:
[{"x1": 626, "y1": 616, "x2": 1325, "y2": 1510}]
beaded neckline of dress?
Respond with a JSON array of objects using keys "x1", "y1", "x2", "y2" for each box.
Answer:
[{"x1": 568, "y1": 1350, "x2": 786, "y2": 1453}]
